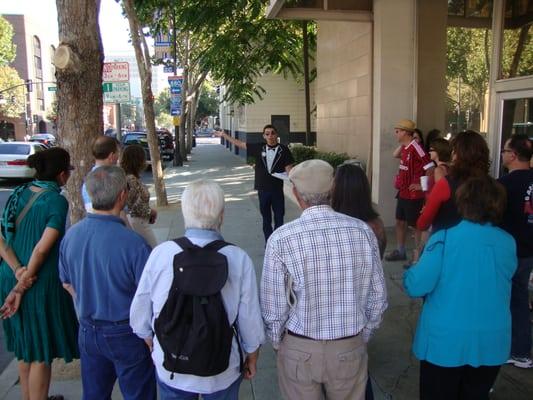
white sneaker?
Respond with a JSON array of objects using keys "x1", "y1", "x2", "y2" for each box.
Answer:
[{"x1": 506, "y1": 356, "x2": 533, "y2": 368}]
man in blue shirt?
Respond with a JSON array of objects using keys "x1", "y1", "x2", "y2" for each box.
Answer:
[
  {"x1": 60, "y1": 165, "x2": 156, "y2": 400},
  {"x1": 499, "y1": 134, "x2": 533, "y2": 369}
]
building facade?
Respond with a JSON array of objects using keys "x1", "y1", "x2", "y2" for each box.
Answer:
[
  {"x1": 267, "y1": 0, "x2": 533, "y2": 225},
  {"x1": 2, "y1": 14, "x2": 58, "y2": 140},
  {"x1": 219, "y1": 72, "x2": 317, "y2": 158}
]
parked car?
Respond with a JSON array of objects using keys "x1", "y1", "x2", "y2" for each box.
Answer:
[
  {"x1": 121, "y1": 132, "x2": 154, "y2": 166},
  {"x1": 157, "y1": 130, "x2": 174, "y2": 161},
  {"x1": 29, "y1": 133, "x2": 57, "y2": 147},
  {"x1": 0, "y1": 142, "x2": 47, "y2": 179}
]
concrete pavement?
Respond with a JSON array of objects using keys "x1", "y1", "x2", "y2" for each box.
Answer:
[{"x1": 1, "y1": 138, "x2": 532, "y2": 399}]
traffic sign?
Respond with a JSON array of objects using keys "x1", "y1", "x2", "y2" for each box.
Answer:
[
  {"x1": 47, "y1": 86, "x2": 57, "y2": 92},
  {"x1": 170, "y1": 93, "x2": 181, "y2": 116},
  {"x1": 168, "y1": 76, "x2": 183, "y2": 95},
  {"x1": 155, "y1": 33, "x2": 171, "y2": 47},
  {"x1": 163, "y1": 66, "x2": 174, "y2": 73},
  {"x1": 103, "y1": 62, "x2": 129, "y2": 82},
  {"x1": 103, "y1": 82, "x2": 130, "y2": 103}
]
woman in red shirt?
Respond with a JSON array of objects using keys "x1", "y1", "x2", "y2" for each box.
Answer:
[{"x1": 417, "y1": 130, "x2": 490, "y2": 233}]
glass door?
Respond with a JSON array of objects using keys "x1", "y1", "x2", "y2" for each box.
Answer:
[{"x1": 494, "y1": 90, "x2": 533, "y2": 176}]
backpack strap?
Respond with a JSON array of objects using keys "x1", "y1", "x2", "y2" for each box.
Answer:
[
  {"x1": 173, "y1": 237, "x2": 231, "y2": 252},
  {"x1": 173, "y1": 237, "x2": 194, "y2": 249},
  {"x1": 16, "y1": 189, "x2": 49, "y2": 228}
]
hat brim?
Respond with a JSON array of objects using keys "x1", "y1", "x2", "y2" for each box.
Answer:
[{"x1": 394, "y1": 125, "x2": 415, "y2": 132}]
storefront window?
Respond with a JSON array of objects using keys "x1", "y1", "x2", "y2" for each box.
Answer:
[{"x1": 500, "y1": 0, "x2": 533, "y2": 79}]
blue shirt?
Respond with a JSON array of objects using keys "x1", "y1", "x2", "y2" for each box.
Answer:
[
  {"x1": 59, "y1": 213, "x2": 151, "y2": 322},
  {"x1": 404, "y1": 220, "x2": 517, "y2": 367},
  {"x1": 130, "y1": 228, "x2": 265, "y2": 394}
]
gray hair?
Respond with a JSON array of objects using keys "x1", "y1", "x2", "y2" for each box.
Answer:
[
  {"x1": 182, "y1": 179, "x2": 225, "y2": 230},
  {"x1": 297, "y1": 191, "x2": 330, "y2": 207},
  {"x1": 86, "y1": 165, "x2": 127, "y2": 211}
]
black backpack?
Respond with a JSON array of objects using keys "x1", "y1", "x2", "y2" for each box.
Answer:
[{"x1": 154, "y1": 237, "x2": 242, "y2": 378}]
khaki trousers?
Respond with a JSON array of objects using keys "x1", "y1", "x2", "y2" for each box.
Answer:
[
  {"x1": 127, "y1": 215, "x2": 158, "y2": 249},
  {"x1": 277, "y1": 333, "x2": 367, "y2": 400}
]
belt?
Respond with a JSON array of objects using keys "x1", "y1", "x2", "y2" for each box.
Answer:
[
  {"x1": 82, "y1": 318, "x2": 130, "y2": 327},
  {"x1": 287, "y1": 330, "x2": 357, "y2": 341}
]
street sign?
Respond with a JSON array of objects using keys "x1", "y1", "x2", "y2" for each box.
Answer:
[
  {"x1": 155, "y1": 33, "x2": 171, "y2": 47},
  {"x1": 170, "y1": 93, "x2": 181, "y2": 116},
  {"x1": 103, "y1": 62, "x2": 129, "y2": 82},
  {"x1": 163, "y1": 66, "x2": 174, "y2": 73},
  {"x1": 47, "y1": 86, "x2": 57, "y2": 92},
  {"x1": 103, "y1": 82, "x2": 130, "y2": 103},
  {"x1": 168, "y1": 76, "x2": 183, "y2": 95}
]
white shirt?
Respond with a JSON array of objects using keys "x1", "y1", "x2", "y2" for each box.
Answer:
[
  {"x1": 265, "y1": 145, "x2": 278, "y2": 173},
  {"x1": 130, "y1": 228, "x2": 265, "y2": 394},
  {"x1": 260, "y1": 205, "x2": 388, "y2": 348}
]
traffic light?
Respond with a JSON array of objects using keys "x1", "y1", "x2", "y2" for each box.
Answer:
[{"x1": 25, "y1": 79, "x2": 33, "y2": 92}]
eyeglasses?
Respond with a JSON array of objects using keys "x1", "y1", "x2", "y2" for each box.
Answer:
[{"x1": 264, "y1": 132, "x2": 277, "y2": 136}]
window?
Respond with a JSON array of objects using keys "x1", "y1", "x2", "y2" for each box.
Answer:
[
  {"x1": 500, "y1": 0, "x2": 533, "y2": 79},
  {"x1": 33, "y1": 36, "x2": 42, "y2": 79}
]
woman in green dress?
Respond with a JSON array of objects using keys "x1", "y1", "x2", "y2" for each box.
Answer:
[{"x1": 0, "y1": 147, "x2": 79, "y2": 400}]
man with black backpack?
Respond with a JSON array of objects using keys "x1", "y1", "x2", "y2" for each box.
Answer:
[{"x1": 130, "y1": 179, "x2": 265, "y2": 399}]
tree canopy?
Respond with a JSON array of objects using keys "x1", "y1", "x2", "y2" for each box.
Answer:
[
  {"x1": 0, "y1": 16, "x2": 16, "y2": 67},
  {"x1": 134, "y1": 0, "x2": 316, "y2": 105}
]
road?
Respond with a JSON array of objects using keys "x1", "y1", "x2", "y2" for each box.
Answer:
[{"x1": 0, "y1": 167, "x2": 158, "y2": 375}]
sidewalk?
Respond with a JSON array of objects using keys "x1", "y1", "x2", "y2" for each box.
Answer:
[{"x1": 1, "y1": 138, "x2": 532, "y2": 399}]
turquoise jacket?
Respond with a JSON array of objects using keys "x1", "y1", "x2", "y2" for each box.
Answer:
[{"x1": 404, "y1": 220, "x2": 517, "y2": 367}]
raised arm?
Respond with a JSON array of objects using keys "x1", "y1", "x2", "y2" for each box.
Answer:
[{"x1": 214, "y1": 130, "x2": 247, "y2": 150}]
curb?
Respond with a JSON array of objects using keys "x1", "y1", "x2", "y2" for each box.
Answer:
[{"x1": 0, "y1": 359, "x2": 18, "y2": 399}]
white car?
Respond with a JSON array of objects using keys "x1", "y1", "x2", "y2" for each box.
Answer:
[{"x1": 0, "y1": 142, "x2": 47, "y2": 179}]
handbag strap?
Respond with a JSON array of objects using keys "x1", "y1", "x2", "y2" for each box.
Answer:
[{"x1": 15, "y1": 189, "x2": 49, "y2": 228}]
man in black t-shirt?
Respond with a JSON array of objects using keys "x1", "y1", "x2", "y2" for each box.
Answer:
[
  {"x1": 499, "y1": 134, "x2": 533, "y2": 369},
  {"x1": 215, "y1": 125, "x2": 294, "y2": 241}
]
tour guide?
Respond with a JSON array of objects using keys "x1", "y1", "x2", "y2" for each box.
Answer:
[{"x1": 215, "y1": 125, "x2": 293, "y2": 241}]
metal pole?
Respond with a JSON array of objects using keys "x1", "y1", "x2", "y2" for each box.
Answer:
[
  {"x1": 302, "y1": 20, "x2": 311, "y2": 146},
  {"x1": 172, "y1": 10, "x2": 183, "y2": 166}
]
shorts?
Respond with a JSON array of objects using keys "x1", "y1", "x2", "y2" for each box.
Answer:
[{"x1": 396, "y1": 197, "x2": 424, "y2": 227}]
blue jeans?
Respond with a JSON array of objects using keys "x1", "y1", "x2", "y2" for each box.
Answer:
[
  {"x1": 510, "y1": 256, "x2": 533, "y2": 358},
  {"x1": 79, "y1": 320, "x2": 156, "y2": 400},
  {"x1": 157, "y1": 375, "x2": 242, "y2": 400},
  {"x1": 258, "y1": 189, "x2": 285, "y2": 241}
]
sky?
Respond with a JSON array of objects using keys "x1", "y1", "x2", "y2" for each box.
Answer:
[{"x1": 1, "y1": 0, "x2": 134, "y2": 55}]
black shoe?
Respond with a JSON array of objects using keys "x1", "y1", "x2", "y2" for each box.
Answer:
[{"x1": 48, "y1": 396, "x2": 64, "y2": 400}]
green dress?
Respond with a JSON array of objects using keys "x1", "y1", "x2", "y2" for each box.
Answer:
[{"x1": 0, "y1": 185, "x2": 79, "y2": 364}]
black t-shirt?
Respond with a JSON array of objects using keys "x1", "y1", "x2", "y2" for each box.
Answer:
[
  {"x1": 498, "y1": 168, "x2": 533, "y2": 258},
  {"x1": 247, "y1": 143, "x2": 294, "y2": 192}
]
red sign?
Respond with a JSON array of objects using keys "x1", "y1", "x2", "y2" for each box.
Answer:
[{"x1": 103, "y1": 62, "x2": 129, "y2": 82}]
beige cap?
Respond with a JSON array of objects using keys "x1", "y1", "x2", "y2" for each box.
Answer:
[
  {"x1": 289, "y1": 159, "x2": 334, "y2": 195},
  {"x1": 394, "y1": 119, "x2": 416, "y2": 132}
]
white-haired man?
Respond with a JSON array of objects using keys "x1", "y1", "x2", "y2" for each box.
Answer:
[
  {"x1": 260, "y1": 159, "x2": 388, "y2": 400},
  {"x1": 130, "y1": 179, "x2": 265, "y2": 399}
]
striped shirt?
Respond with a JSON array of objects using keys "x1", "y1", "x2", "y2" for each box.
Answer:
[
  {"x1": 260, "y1": 205, "x2": 388, "y2": 348},
  {"x1": 397, "y1": 140, "x2": 433, "y2": 200}
]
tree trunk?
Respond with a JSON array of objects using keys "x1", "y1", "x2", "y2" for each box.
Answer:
[
  {"x1": 179, "y1": 32, "x2": 190, "y2": 161},
  {"x1": 123, "y1": 0, "x2": 168, "y2": 206},
  {"x1": 55, "y1": 0, "x2": 103, "y2": 224}
]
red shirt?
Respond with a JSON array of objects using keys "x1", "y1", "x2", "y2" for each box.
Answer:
[{"x1": 396, "y1": 140, "x2": 433, "y2": 200}]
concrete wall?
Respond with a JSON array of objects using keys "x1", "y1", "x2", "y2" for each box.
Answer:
[
  {"x1": 372, "y1": 0, "x2": 417, "y2": 225},
  {"x1": 237, "y1": 73, "x2": 316, "y2": 134},
  {"x1": 416, "y1": 0, "x2": 447, "y2": 134},
  {"x1": 316, "y1": 20, "x2": 372, "y2": 165}
]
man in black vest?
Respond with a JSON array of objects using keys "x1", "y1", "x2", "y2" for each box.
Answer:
[{"x1": 215, "y1": 125, "x2": 294, "y2": 241}]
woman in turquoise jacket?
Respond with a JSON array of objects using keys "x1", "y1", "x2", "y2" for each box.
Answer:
[{"x1": 404, "y1": 176, "x2": 516, "y2": 400}]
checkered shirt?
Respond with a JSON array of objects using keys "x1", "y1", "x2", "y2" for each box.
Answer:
[{"x1": 260, "y1": 205, "x2": 388, "y2": 348}]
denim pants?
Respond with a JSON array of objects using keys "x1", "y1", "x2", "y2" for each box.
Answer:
[
  {"x1": 510, "y1": 256, "x2": 533, "y2": 358},
  {"x1": 258, "y1": 189, "x2": 285, "y2": 241},
  {"x1": 157, "y1": 375, "x2": 242, "y2": 400},
  {"x1": 79, "y1": 320, "x2": 156, "y2": 400}
]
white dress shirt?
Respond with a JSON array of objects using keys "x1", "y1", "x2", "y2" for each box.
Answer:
[
  {"x1": 130, "y1": 228, "x2": 265, "y2": 394},
  {"x1": 265, "y1": 145, "x2": 278, "y2": 173}
]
